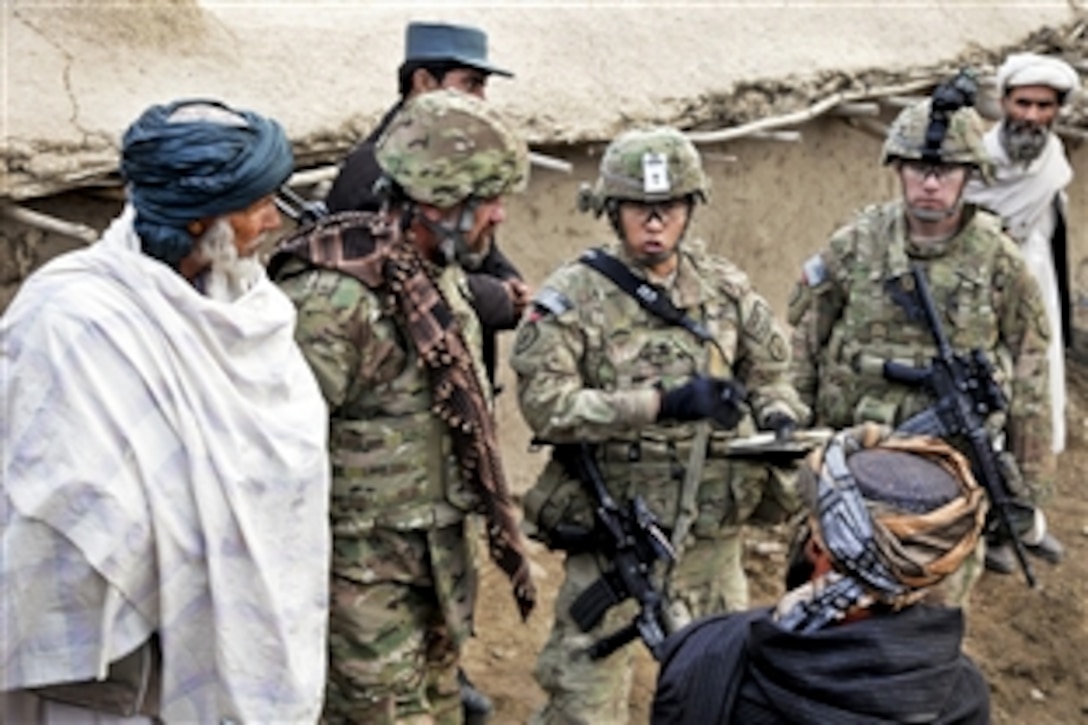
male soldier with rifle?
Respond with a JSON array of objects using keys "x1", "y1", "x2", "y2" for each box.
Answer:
[
  {"x1": 512, "y1": 126, "x2": 808, "y2": 725},
  {"x1": 789, "y1": 73, "x2": 1063, "y2": 600},
  {"x1": 325, "y1": 21, "x2": 529, "y2": 396},
  {"x1": 886, "y1": 263, "x2": 1039, "y2": 585}
]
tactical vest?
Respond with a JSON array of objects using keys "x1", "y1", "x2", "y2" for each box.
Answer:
[
  {"x1": 817, "y1": 204, "x2": 1014, "y2": 428},
  {"x1": 526, "y1": 245, "x2": 771, "y2": 542},
  {"x1": 275, "y1": 216, "x2": 487, "y2": 538}
]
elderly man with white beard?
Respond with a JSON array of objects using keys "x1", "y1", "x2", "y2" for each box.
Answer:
[
  {"x1": 1, "y1": 99, "x2": 331, "y2": 723},
  {"x1": 966, "y1": 53, "x2": 1080, "y2": 448},
  {"x1": 964, "y1": 54, "x2": 1080, "y2": 574}
]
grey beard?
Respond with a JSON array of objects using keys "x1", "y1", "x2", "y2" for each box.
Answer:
[
  {"x1": 1000, "y1": 119, "x2": 1049, "y2": 164},
  {"x1": 194, "y1": 218, "x2": 264, "y2": 302}
]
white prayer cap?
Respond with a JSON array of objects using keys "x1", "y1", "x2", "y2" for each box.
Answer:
[{"x1": 997, "y1": 52, "x2": 1081, "y2": 103}]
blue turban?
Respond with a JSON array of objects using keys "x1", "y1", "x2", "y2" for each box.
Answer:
[{"x1": 121, "y1": 99, "x2": 294, "y2": 267}]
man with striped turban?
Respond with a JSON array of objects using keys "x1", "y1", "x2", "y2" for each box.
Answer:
[
  {"x1": 1, "y1": 100, "x2": 331, "y2": 723},
  {"x1": 652, "y1": 424, "x2": 991, "y2": 724}
]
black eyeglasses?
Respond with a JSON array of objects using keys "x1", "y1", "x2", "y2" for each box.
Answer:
[
  {"x1": 900, "y1": 160, "x2": 970, "y2": 182},
  {"x1": 619, "y1": 198, "x2": 690, "y2": 224}
]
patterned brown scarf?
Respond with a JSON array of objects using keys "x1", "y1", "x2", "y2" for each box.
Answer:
[{"x1": 274, "y1": 212, "x2": 536, "y2": 618}]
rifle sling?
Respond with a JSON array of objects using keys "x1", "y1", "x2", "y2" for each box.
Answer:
[{"x1": 578, "y1": 249, "x2": 713, "y2": 344}]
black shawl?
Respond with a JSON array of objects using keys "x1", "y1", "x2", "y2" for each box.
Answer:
[{"x1": 653, "y1": 605, "x2": 989, "y2": 724}]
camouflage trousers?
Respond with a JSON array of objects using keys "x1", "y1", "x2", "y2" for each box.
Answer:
[
  {"x1": 531, "y1": 531, "x2": 746, "y2": 725},
  {"x1": 324, "y1": 524, "x2": 476, "y2": 725},
  {"x1": 940, "y1": 536, "x2": 986, "y2": 610}
]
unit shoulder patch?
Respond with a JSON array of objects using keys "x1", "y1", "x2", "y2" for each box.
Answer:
[
  {"x1": 533, "y1": 286, "x2": 574, "y2": 316},
  {"x1": 801, "y1": 253, "x2": 828, "y2": 287}
]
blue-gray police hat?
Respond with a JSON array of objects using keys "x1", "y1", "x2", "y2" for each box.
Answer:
[{"x1": 404, "y1": 21, "x2": 513, "y2": 77}]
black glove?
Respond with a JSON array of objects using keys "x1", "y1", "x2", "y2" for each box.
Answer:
[
  {"x1": 657, "y1": 375, "x2": 747, "y2": 429},
  {"x1": 764, "y1": 412, "x2": 797, "y2": 441}
]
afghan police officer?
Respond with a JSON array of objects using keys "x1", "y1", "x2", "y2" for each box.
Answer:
[
  {"x1": 511, "y1": 126, "x2": 808, "y2": 725},
  {"x1": 788, "y1": 82, "x2": 1062, "y2": 596},
  {"x1": 270, "y1": 90, "x2": 536, "y2": 724}
]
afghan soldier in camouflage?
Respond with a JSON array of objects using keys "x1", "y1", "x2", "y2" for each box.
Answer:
[
  {"x1": 270, "y1": 90, "x2": 536, "y2": 724},
  {"x1": 788, "y1": 89, "x2": 1062, "y2": 597},
  {"x1": 511, "y1": 127, "x2": 809, "y2": 725}
]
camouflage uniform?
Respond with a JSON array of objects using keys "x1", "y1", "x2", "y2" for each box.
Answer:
[
  {"x1": 788, "y1": 97, "x2": 1054, "y2": 603},
  {"x1": 512, "y1": 128, "x2": 808, "y2": 725},
  {"x1": 272, "y1": 91, "x2": 530, "y2": 725}
]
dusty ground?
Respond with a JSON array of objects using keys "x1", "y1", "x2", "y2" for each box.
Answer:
[
  {"x1": 6, "y1": 135, "x2": 1084, "y2": 724},
  {"x1": 464, "y1": 355, "x2": 1088, "y2": 724},
  {"x1": 4, "y1": 116, "x2": 1085, "y2": 723},
  {"x1": 2, "y1": 18, "x2": 1084, "y2": 718}
]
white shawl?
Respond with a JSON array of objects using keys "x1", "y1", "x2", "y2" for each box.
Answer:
[
  {"x1": 1, "y1": 209, "x2": 331, "y2": 722},
  {"x1": 964, "y1": 129, "x2": 1070, "y2": 453}
]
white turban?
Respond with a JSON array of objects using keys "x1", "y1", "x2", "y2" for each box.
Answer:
[{"x1": 997, "y1": 52, "x2": 1081, "y2": 103}]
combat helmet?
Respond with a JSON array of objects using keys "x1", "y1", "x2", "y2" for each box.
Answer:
[
  {"x1": 579, "y1": 127, "x2": 709, "y2": 216},
  {"x1": 881, "y1": 72, "x2": 993, "y2": 180},
  {"x1": 375, "y1": 89, "x2": 529, "y2": 208}
]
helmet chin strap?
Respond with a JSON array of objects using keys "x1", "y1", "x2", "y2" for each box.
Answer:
[
  {"x1": 412, "y1": 199, "x2": 483, "y2": 269},
  {"x1": 906, "y1": 198, "x2": 964, "y2": 223}
]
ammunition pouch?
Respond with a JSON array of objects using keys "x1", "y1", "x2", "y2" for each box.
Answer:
[
  {"x1": 329, "y1": 410, "x2": 477, "y2": 534},
  {"x1": 522, "y1": 457, "x2": 594, "y2": 546},
  {"x1": 548, "y1": 522, "x2": 598, "y2": 554},
  {"x1": 523, "y1": 429, "x2": 777, "y2": 547}
]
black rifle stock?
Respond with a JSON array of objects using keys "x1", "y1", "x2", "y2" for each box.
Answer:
[
  {"x1": 553, "y1": 442, "x2": 676, "y2": 660},
  {"x1": 884, "y1": 263, "x2": 1036, "y2": 587}
]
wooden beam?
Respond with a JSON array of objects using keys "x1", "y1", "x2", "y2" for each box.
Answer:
[
  {"x1": 842, "y1": 117, "x2": 890, "y2": 140},
  {"x1": 2, "y1": 203, "x2": 99, "y2": 244},
  {"x1": 878, "y1": 94, "x2": 926, "y2": 109},
  {"x1": 750, "y1": 130, "x2": 802, "y2": 142},
  {"x1": 527, "y1": 151, "x2": 574, "y2": 174},
  {"x1": 685, "y1": 77, "x2": 938, "y2": 145},
  {"x1": 830, "y1": 101, "x2": 880, "y2": 118}
]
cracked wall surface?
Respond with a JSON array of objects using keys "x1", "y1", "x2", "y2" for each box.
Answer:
[
  {"x1": 3, "y1": 1, "x2": 1086, "y2": 329},
  {"x1": 3, "y1": 1, "x2": 1085, "y2": 200}
]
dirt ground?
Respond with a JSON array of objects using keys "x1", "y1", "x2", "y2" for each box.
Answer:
[
  {"x1": 463, "y1": 354, "x2": 1088, "y2": 724},
  {"x1": 3, "y1": 121, "x2": 1084, "y2": 723}
]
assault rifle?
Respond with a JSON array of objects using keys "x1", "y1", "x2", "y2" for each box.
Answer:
[
  {"x1": 883, "y1": 263, "x2": 1036, "y2": 587},
  {"x1": 551, "y1": 442, "x2": 676, "y2": 660}
]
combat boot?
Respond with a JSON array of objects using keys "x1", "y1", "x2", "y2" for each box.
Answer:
[
  {"x1": 1026, "y1": 532, "x2": 1064, "y2": 564},
  {"x1": 984, "y1": 542, "x2": 1016, "y2": 575},
  {"x1": 459, "y1": 668, "x2": 493, "y2": 724},
  {"x1": 985, "y1": 532, "x2": 1064, "y2": 574}
]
